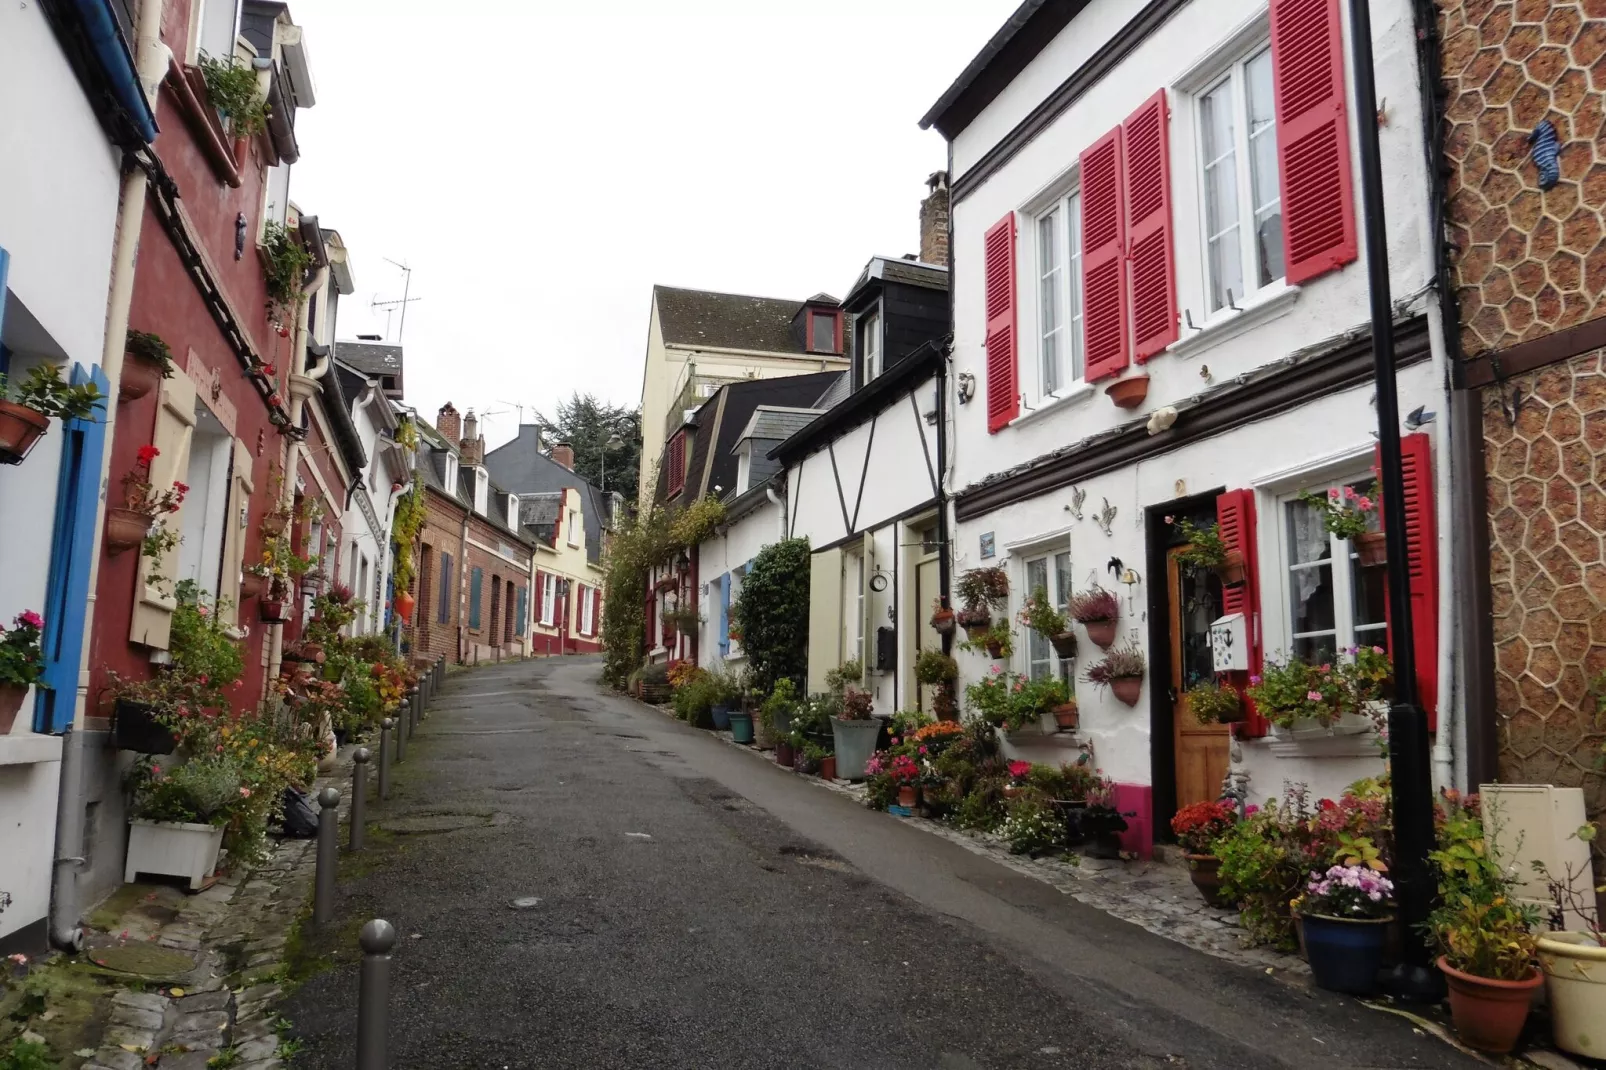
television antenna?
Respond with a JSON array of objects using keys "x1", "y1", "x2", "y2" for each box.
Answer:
[{"x1": 370, "y1": 258, "x2": 422, "y2": 342}]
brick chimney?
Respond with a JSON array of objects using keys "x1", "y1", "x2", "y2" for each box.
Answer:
[
  {"x1": 919, "y1": 171, "x2": 950, "y2": 267},
  {"x1": 550, "y1": 441, "x2": 575, "y2": 470},
  {"x1": 436, "y1": 402, "x2": 461, "y2": 443},
  {"x1": 459, "y1": 408, "x2": 484, "y2": 466}
]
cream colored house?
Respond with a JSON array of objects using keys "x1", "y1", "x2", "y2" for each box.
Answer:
[{"x1": 638, "y1": 286, "x2": 851, "y2": 511}]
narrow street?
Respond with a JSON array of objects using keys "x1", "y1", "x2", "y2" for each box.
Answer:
[{"x1": 278, "y1": 658, "x2": 1481, "y2": 1070}]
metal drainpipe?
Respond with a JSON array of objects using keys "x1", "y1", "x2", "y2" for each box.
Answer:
[
  {"x1": 268, "y1": 264, "x2": 329, "y2": 683},
  {"x1": 457, "y1": 509, "x2": 470, "y2": 663},
  {"x1": 50, "y1": 0, "x2": 169, "y2": 953},
  {"x1": 766, "y1": 483, "x2": 786, "y2": 541}
]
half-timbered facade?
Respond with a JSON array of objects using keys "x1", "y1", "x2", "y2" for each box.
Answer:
[{"x1": 924, "y1": 0, "x2": 1458, "y2": 853}]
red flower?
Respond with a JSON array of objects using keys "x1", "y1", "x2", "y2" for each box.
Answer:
[
  {"x1": 263, "y1": 363, "x2": 277, "y2": 376},
  {"x1": 137, "y1": 444, "x2": 160, "y2": 465}
]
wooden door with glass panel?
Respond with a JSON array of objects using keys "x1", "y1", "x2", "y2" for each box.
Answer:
[{"x1": 1170, "y1": 548, "x2": 1228, "y2": 810}]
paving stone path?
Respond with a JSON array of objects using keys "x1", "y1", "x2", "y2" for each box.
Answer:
[{"x1": 78, "y1": 760, "x2": 354, "y2": 1070}]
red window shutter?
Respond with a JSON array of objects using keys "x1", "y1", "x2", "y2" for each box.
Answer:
[
  {"x1": 1122, "y1": 90, "x2": 1178, "y2": 362},
  {"x1": 1375, "y1": 433, "x2": 1439, "y2": 730},
  {"x1": 1080, "y1": 126, "x2": 1128, "y2": 381},
  {"x1": 1216, "y1": 488, "x2": 1267, "y2": 738},
  {"x1": 666, "y1": 433, "x2": 686, "y2": 496},
  {"x1": 983, "y1": 213, "x2": 1019, "y2": 433},
  {"x1": 533, "y1": 570, "x2": 545, "y2": 623},
  {"x1": 1270, "y1": 0, "x2": 1357, "y2": 284},
  {"x1": 593, "y1": 587, "x2": 602, "y2": 635}
]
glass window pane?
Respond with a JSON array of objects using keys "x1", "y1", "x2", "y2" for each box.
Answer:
[
  {"x1": 1287, "y1": 498, "x2": 1332, "y2": 565},
  {"x1": 1291, "y1": 563, "x2": 1335, "y2": 637},
  {"x1": 1066, "y1": 193, "x2": 1084, "y2": 381},
  {"x1": 812, "y1": 312, "x2": 835, "y2": 352},
  {"x1": 1038, "y1": 211, "x2": 1062, "y2": 395},
  {"x1": 1245, "y1": 49, "x2": 1284, "y2": 286},
  {"x1": 1053, "y1": 552, "x2": 1073, "y2": 614},
  {"x1": 1200, "y1": 80, "x2": 1236, "y2": 166},
  {"x1": 1026, "y1": 558, "x2": 1049, "y2": 612},
  {"x1": 1201, "y1": 80, "x2": 1242, "y2": 312},
  {"x1": 1026, "y1": 558, "x2": 1050, "y2": 680},
  {"x1": 1209, "y1": 233, "x2": 1244, "y2": 312},
  {"x1": 1294, "y1": 633, "x2": 1338, "y2": 664}
]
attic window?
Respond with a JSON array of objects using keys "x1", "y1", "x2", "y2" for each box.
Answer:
[
  {"x1": 666, "y1": 431, "x2": 687, "y2": 498},
  {"x1": 808, "y1": 309, "x2": 841, "y2": 355}
]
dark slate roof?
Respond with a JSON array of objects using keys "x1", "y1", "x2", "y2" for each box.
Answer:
[
  {"x1": 919, "y1": 0, "x2": 1065, "y2": 137},
  {"x1": 654, "y1": 285, "x2": 817, "y2": 353},
  {"x1": 656, "y1": 371, "x2": 843, "y2": 507},
  {"x1": 413, "y1": 445, "x2": 533, "y2": 548},
  {"x1": 773, "y1": 341, "x2": 945, "y2": 466},
  {"x1": 333, "y1": 340, "x2": 403, "y2": 379},
  {"x1": 734, "y1": 406, "x2": 821, "y2": 446},
  {"x1": 483, "y1": 426, "x2": 609, "y2": 565},
  {"x1": 813, "y1": 372, "x2": 853, "y2": 410}
]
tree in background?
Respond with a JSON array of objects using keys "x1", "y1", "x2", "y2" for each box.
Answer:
[{"x1": 537, "y1": 393, "x2": 642, "y2": 505}]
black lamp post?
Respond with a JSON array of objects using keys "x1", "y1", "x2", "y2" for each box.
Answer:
[{"x1": 1345, "y1": 0, "x2": 1443, "y2": 1001}]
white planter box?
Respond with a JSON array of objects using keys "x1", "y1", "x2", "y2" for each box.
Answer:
[
  {"x1": 1269, "y1": 710, "x2": 1375, "y2": 741},
  {"x1": 124, "y1": 819, "x2": 224, "y2": 890}
]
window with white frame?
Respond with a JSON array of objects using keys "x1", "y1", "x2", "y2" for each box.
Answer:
[
  {"x1": 580, "y1": 585, "x2": 595, "y2": 634},
  {"x1": 1281, "y1": 478, "x2": 1386, "y2": 664},
  {"x1": 1024, "y1": 551, "x2": 1074, "y2": 682},
  {"x1": 194, "y1": 0, "x2": 240, "y2": 62},
  {"x1": 567, "y1": 509, "x2": 579, "y2": 546},
  {"x1": 540, "y1": 572, "x2": 557, "y2": 626},
  {"x1": 858, "y1": 310, "x2": 881, "y2": 386},
  {"x1": 1197, "y1": 44, "x2": 1284, "y2": 314},
  {"x1": 1034, "y1": 191, "x2": 1084, "y2": 395}
]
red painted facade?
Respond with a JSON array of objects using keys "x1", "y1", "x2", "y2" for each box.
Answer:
[{"x1": 87, "y1": 0, "x2": 343, "y2": 720}]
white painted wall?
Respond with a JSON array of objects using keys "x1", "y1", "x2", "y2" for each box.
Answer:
[
  {"x1": 337, "y1": 392, "x2": 405, "y2": 636},
  {"x1": 0, "y1": 1, "x2": 121, "y2": 946},
  {"x1": 786, "y1": 375, "x2": 941, "y2": 551},
  {"x1": 946, "y1": 0, "x2": 1435, "y2": 493},
  {"x1": 696, "y1": 497, "x2": 782, "y2": 670},
  {"x1": 950, "y1": 366, "x2": 1436, "y2": 797}
]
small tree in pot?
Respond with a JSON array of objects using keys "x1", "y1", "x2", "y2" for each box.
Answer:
[
  {"x1": 955, "y1": 566, "x2": 1009, "y2": 637},
  {"x1": 1067, "y1": 586, "x2": 1120, "y2": 649}
]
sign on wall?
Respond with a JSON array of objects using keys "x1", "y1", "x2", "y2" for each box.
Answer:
[{"x1": 979, "y1": 531, "x2": 995, "y2": 559}]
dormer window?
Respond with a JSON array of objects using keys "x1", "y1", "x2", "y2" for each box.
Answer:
[
  {"x1": 666, "y1": 430, "x2": 687, "y2": 498},
  {"x1": 443, "y1": 453, "x2": 458, "y2": 492},
  {"x1": 507, "y1": 494, "x2": 519, "y2": 530},
  {"x1": 858, "y1": 310, "x2": 881, "y2": 386},
  {"x1": 808, "y1": 309, "x2": 841, "y2": 354},
  {"x1": 736, "y1": 444, "x2": 752, "y2": 494}
]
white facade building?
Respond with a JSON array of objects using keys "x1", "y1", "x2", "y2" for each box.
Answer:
[{"x1": 925, "y1": 0, "x2": 1457, "y2": 851}]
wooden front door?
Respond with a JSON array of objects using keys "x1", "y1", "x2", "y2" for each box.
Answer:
[{"x1": 1170, "y1": 548, "x2": 1229, "y2": 810}]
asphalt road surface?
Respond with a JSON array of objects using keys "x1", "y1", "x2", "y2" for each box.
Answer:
[{"x1": 280, "y1": 656, "x2": 1483, "y2": 1070}]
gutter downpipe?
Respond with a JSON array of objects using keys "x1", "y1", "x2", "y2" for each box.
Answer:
[
  {"x1": 765, "y1": 483, "x2": 785, "y2": 542},
  {"x1": 51, "y1": 0, "x2": 169, "y2": 953},
  {"x1": 268, "y1": 263, "x2": 330, "y2": 683}
]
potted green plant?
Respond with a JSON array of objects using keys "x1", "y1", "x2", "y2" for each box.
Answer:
[
  {"x1": 1169, "y1": 799, "x2": 1238, "y2": 907},
  {"x1": 1299, "y1": 482, "x2": 1383, "y2": 564},
  {"x1": 0, "y1": 610, "x2": 47, "y2": 734},
  {"x1": 760, "y1": 679, "x2": 799, "y2": 765},
  {"x1": 1019, "y1": 587, "x2": 1076, "y2": 659},
  {"x1": 1084, "y1": 644, "x2": 1145, "y2": 707},
  {"x1": 121, "y1": 329, "x2": 177, "y2": 401},
  {"x1": 0, "y1": 365, "x2": 102, "y2": 465},
  {"x1": 124, "y1": 755, "x2": 247, "y2": 889},
  {"x1": 1533, "y1": 834, "x2": 1606, "y2": 1060},
  {"x1": 802, "y1": 740, "x2": 836, "y2": 780},
  {"x1": 964, "y1": 668, "x2": 1021, "y2": 728},
  {"x1": 1428, "y1": 892, "x2": 1543, "y2": 1053},
  {"x1": 914, "y1": 649, "x2": 958, "y2": 689},
  {"x1": 832, "y1": 687, "x2": 881, "y2": 779},
  {"x1": 1184, "y1": 678, "x2": 1244, "y2": 725},
  {"x1": 1246, "y1": 654, "x2": 1344, "y2": 733},
  {"x1": 955, "y1": 566, "x2": 1008, "y2": 637},
  {"x1": 967, "y1": 622, "x2": 1014, "y2": 660},
  {"x1": 1169, "y1": 516, "x2": 1239, "y2": 584},
  {"x1": 1009, "y1": 675, "x2": 1069, "y2": 733},
  {"x1": 929, "y1": 599, "x2": 956, "y2": 637},
  {"x1": 108, "y1": 444, "x2": 188, "y2": 555},
  {"x1": 1297, "y1": 863, "x2": 1396, "y2": 995},
  {"x1": 1067, "y1": 586, "x2": 1120, "y2": 649}
]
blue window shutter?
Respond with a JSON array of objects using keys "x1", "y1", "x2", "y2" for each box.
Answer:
[
  {"x1": 469, "y1": 568, "x2": 483, "y2": 629},
  {"x1": 438, "y1": 553, "x2": 452, "y2": 623},
  {"x1": 718, "y1": 573, "x2": 730, "y2": 657},
  {"x1": 36, "y1": 364, "x2": 108, "y2": 733}
]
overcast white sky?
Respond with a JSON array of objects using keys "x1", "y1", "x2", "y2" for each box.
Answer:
[{"x1": 288, "y1": 0, "x2": 1019, "y2": 450}]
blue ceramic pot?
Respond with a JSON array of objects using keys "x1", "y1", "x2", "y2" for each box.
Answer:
[
  {"x1": 1302, "y1": 913, "x2": 1393, "y2": 995},
  {"x1": 710, "y1": 704, "x2": 731, "y2": 730}
]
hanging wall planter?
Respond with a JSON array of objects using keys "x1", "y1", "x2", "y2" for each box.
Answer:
[
  {"x1": 1110, "y1": 676, "x2": 1143, "y2": 707},
  {"x1": 0, "y1": 685, "x2": 27, "y2": 735},
  {"x1": 239, "y1": 573, "x2": 265, "y2": 600},
  {"x1": 1083, "y1": 618, "x2": 1117, "y2": 649},
  {"x1": 1105, "y1": 374, "x2": 1150, "y2": 409},
  {"x1": 104, "y1": 508, "x2": 154, "y2": 555},
  {"x1": 111, "y1": 699, "x2": 176, "y2": 755},
  {"x1": 261, "y1": 511, "x2": 290, "y2": 537},
  {"x1": 1215, "y1": 551, "x2": 1247, "y2": 587},
  {"x1": 260, "y1": 598, "x2": 289, "y2": 623},
  {"x1": 118, "y1": 359, "x2": 162, "y2": 402},
  {"x1": 394, "y1": 590, "x2": 416, "y2": 624},
  {"x1": 1354, "y1": 531, "x2": 1387, "y2": 567},
  {"x1": 1052, "y1": 701, "x2": 1079, "y2": 731},
  {"x1": 930, "y1": 606, "x2": 956, "y2": 636},
  {"x1": 0, "y1": 401, "x2": 51, "y2": 465},
  {"x1": 1049, "y1": 631, "x2": 1078, "y2": 659}
]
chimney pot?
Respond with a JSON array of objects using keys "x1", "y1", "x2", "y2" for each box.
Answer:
[
  {"x1": 436, "y1": 402, "x2": 461, "y2": 443},
  {"x1": 459, "y1": 409, "x2": 484, "y2": 466},
  {"x1": 919, "y1": 171, "x2": 950, "y2": 268}
]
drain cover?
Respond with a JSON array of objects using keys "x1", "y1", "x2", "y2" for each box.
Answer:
[{"x1": 89, "y1": 944, "x2": 197, "y2": 978}]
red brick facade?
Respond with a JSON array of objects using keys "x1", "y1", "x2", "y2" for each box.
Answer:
[{"x1": 408, "y1": 487, "x2": 533, "y2": 666}]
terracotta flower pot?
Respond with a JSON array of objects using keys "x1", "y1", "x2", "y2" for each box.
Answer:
[
  {"x1": 1105, "y1": 373, "x2": 1150, "y2": 409},
  {"x1": 818, "y1": 755, "x2": 837, "y2": 781},
  {"x1": 1083, "y1": 618, "x2": 1117, "y2": 649},
  {"x1": 1215, "y1": 552, "x2": 1246, "y2": 587},
  {"x1": 261, "y1": 512, "x2": 290, "y2": 537},
  {"x1": 1049, "y1": 631, "x2": 1078, "y2": 659},
  {"x1": 1354, "y1": 530, "x2": 1387, "y2": 567},
  {"x1": 896, "y1": 785, "x2": 917, "y2": 808},
  {"x1": 1110, "y1": 676, "x2": 1143, "y2": 707},
  {"x1": 0, "y1": 400, "x2": 51, "y2": 465},
  {"x1": 959, "y1": 614, "x2": 991, "y2": 640},
  {"x1": 260, "y1": 599, "x2": 289, "y2": 623},
  {"x1": 0, "y1": 684, "x2": 27, "y2": 735},
  {"x1": 1439, "y1": 956, "x2": 1541, "y2": 1054},
  {"x1": 301, "y1": 642, "x2": 326, "y2": 664},
  {"x1": 984, "y1": 639, "x2": 1004, "y2": 658},
  {"x1": 1184, "y1": 853, "x2": 1234, "y2": 908},
  {"x1": 775, "y1": 741, "x2": 795, "y2": 768},
  {"x1": 104, "y1": 507, "x2": 154, "y2": 555},
  {"x1": 119, "y1": 356, "x2": 163, "y2": 402},
  {"x1": 1052, "y1": 702, "x2": 1079, "y2": 730},
  {"x1": 394, "y1": 590, "x2": 416, "y2": 624},
  {"x1": 239, "y1": 573, "x2": 265, "y2": 599},
  {"x1": 931, "y1": 611, "x2": 956, "y2": 636}
]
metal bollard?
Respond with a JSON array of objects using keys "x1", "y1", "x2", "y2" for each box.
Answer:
[
  {"x1": 350, "y1": 748, "x2": 370, "y2": 851},
  {"x1": 355, "y1": 919, "x2": 396, "y2": 1070},
  {"x1": 378, "y1": 719, "x2": 392, "y2": 801},
  {"x1": 410, "y1": 686, "x2": 421, "y2": 730},
  {"x1": 395, "y1": 703, "x2": 407, "y2": 764},
  {"x1": 314, "y1": 787, "x2": 340, "y2": 926}
]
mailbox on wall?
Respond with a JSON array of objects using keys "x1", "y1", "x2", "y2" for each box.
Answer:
[{"x1": 1210, "y1": 613, "x2": 1247, "y2": 673}]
